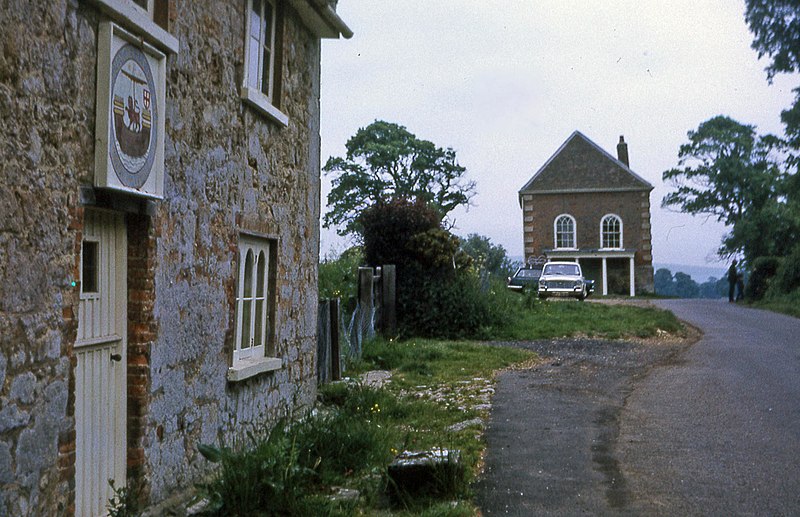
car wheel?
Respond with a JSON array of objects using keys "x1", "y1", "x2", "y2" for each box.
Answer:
[{"x1": 539, "y1": 295, "x2": 548, "y2": 301}]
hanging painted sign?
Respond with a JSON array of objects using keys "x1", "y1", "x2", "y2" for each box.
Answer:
[{"x1": 95, "y1": 22, "x2": 166, "y2": 198}]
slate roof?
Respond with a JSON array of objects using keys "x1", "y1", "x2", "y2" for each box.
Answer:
[{"x1": 519, "y1": 131, "x2": 653, "y2": 197}]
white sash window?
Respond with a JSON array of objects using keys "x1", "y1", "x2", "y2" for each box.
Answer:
[{"x1": 241, "y1": 0, "x2": 288, "y2": 126}]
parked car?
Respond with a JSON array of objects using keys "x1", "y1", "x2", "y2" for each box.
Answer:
[
  {"x1": 507, "y1": 267, "x2": 543, "y2": 293},
  {"x1": 538, "y1": 261, "x2": 592, "y2": 301}
]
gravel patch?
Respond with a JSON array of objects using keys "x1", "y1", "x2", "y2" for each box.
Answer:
[{"x1": 476, "y1": 330, "x2": 698, "y2": 516}]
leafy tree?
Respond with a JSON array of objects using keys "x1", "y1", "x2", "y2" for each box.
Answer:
[
  {"x1": 768, "y1": 241, "x2": 800, "y2": 295},
  {"x1": 358, "y1": 199, "x2": 496, "y2": 338},
  {"x1": 746, "y1": 1, "x2": 800, "y2": 80},
  {"x1": 318, "y1": 246, "x2": 363, "y2": 303},
  {"x1": 698, "y1": 277, "x2": 727, "y2": 299},
  {"x1": 654, "y1": 268, "x2": 676, "y2": 296},
  {"x1": 323, "y1": 120, "x2": 476, "y2": 236},
  {"x1": 745, "y1": 256, "x2": 783, "y2": 300},
  {"x1": 746, "y1": 1, "x2": 800, "y2": 145},
  {"x1": 358, "y1": 198, "x2": 443, "y2": 270},
  {"x1": 724, "y1": 199, "x2": 800, "y2": 261},
  {"x1": 744, "y1": 2, "x2": 800, "y2": 259},
  {"x1": 674, "y1": 272, "x2": 700, "y2": 299},
  {"x1": 459, "y1": 234, "x2": 515, "y2": 277},
  {"x1": 662, "y1": 115, "x2": 788, "y2": 259},
  {"x1": 656, "y1": 268, "x2": 726, "y2": 298}
]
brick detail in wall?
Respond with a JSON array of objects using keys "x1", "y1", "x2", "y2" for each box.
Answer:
[
  {"x1": 126, "y1": 213, "x2": 156, "y2": 504},
  {"x1": 58, "y1": 205, "x2": 85, "y2": 517}
]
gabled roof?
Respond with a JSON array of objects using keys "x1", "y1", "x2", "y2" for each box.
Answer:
[{"x1": 519, "y1": 131, "x2": 653, "y2": 199}]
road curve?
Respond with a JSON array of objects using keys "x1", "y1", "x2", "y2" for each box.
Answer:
[
  {"x1": 476, "y1": 300, "x2": 800, "y2": 516},
  {"x1": 618, "y1": 299, "x2": 800, "y2": 515}
]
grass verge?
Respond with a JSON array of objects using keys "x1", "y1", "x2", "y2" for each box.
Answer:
[
  {"x1": 193, "y1": 340, "x2": 534, "y2": 516},
  {"x1": 484, "y1": 285, "x2": 684, "y2": 341},
  {"x1": 752, "y1": 290, "x2": 800, "y2": 318},
  {"x1": 193, "y1": 293, "x2": 685, "y2": 516}
]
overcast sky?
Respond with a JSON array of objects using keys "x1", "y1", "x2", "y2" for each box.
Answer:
[{"x1": 318, "y1": 0, "x2": 797, "y2": 270}]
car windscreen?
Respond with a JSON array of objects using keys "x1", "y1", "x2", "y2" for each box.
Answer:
[
  {"x1": 543, "y1": 264, "x2": 580, "y2": 276},
  {"x1": 517, "y1": 269, "x2": 540, "y2": 278}
]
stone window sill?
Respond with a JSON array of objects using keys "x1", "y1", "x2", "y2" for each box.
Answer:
[
  {"x1": 241, "y1": 86, "x2": 289, "y2": 127},
  {"x1": 227, "y1": 356, "x2": 282, "y2": 382}
]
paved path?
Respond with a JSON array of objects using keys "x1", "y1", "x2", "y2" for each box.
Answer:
[
  {"x1": 619, "y1": 300, "x2": 800, "y2": 515},
  {"x1": 476, "y1": 300, "x2": 800, "y2": 515}
]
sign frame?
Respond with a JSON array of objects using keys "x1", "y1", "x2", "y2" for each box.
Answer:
[{"x1": 95, "y1": 22, "x2": 166, "y2": 199}]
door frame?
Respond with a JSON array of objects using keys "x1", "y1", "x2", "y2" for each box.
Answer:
[{"x1": 75, "y1": 208, "x2": 128, "y2": 516}]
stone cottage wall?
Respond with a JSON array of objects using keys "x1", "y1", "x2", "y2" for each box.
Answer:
[
  {"x1": 0, "y1": 0, "x2": 325, "y2": 513},
  {"x1": 143, "y1": 0, "x2": 322, "y2": 502},
  {"x1": 1, "y1": 2, "x2": 100, "y2": 514}
]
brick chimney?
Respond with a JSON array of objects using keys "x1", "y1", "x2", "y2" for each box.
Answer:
[{"x1": 617, "y1": 135, "x2": 629, "y2": 167}]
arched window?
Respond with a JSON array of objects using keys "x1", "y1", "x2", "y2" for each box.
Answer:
[
  {"x1": 601, "y1": 214, "x2": 623, "y2": 249},
  {"x1": 554, "y1": 214, "x2": 576, "y2": 249},
  {"x1": 235, "y1": 239, "x2": 272, "y2": 362}
]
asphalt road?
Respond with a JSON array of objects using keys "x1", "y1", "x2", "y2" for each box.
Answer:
[{"x1": 476, "y1": 300, "x2": 800, "y2": 516}]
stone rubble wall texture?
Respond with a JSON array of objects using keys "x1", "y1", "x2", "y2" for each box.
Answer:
[{"x1": 0, "y1": 0, "x2": 323, "y2": 514}]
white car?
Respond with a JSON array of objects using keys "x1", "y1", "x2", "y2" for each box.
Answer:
[{"x1": 538, "y1": 261, "x2": 589, "y2": 301}]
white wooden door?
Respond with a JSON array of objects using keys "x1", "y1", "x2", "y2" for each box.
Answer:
[{"x1": 75, "y1": 210, "x2": 127, "y2": 517}]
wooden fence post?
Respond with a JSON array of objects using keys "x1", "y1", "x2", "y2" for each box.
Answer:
[
  {"x1": 358, "y1": 267, "x2": 374, "y2": 309},
  {"x1": 316, "y1": 299, "x2": 330, "y2": 384},
  {"x1": 381, "y1": 264, "x2": 396, "y2": 336},
  {"x1": 330, "y1": 298, "x2": 341, "y2": 380},
  {"x1": 358, "y1": 267, "x2": 374, "y2": 340}
]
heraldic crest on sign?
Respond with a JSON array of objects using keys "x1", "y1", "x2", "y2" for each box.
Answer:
[
  {"x1": 95, "y1": 23, "x2": 166, "y2": 198},
  {"x1": 111, "y1": 44, "x2": 156, "y2": 187}
]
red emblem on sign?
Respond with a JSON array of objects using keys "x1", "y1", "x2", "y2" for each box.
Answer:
[{"x1": 142, "y1": 89, "x2": 151, "y2": 110}]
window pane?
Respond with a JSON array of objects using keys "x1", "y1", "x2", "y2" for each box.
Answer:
[
  {"x1": 248, "y1": 36, "x2": 261, "y2": 89},
  {"x1": 243, "y1": 250, "x2": 254, "y2": 297},
  {"x1": 261, "y1": 0, "x2": 274, "y2": 96},
  {"x1": 263, "y1": 0, "x2": 273, "y2": 42},
  {"x1": 250, "y1": 0, "x2": 262, "y2": 38},
  {"x1": 256, "y1": 252, "x2": 266, "y2": 297},
  {"x1": 556, "y1": 216, "x2": 574, "y2": 248},
  {"x1": 603, "y1": 216, "x2": 620, "y2": 248},
  {"x1": 82, "y1": 241, "x2": 99, "y2": 293},
  {"x1": 241, "y1": 299, "x2": 252, "y2": 350},
  {"x1": 254, "y1": 299, "x2": 264, "y2": 347},
  {"x1": 261, "y1": 47, "x2": 271, "y2": 96}
]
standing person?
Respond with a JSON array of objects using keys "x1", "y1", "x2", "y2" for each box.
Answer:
[{"x1": 727, "y1": 260, "x2": 738, "y2": 302}]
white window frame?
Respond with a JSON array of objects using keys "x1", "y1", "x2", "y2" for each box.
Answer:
[
  {"x1": 229, "y1": 235, "x2": 281, "y2": 381},
  {"x1": 600, "y1": 214, "x2": 623, "y2": 250},
  {"x1": 131, "y1": 0, "x2": 156, "y2": 17},
  {"x1": 87, "y1": 0, "x2": 179, "y2": 54},
  {"x1": 554, "y1": 214, "x2": 577, "y2": 249},
  {"x1": 80, "y1": 238, "x2": 102, "y2": 300},
  {"x1": 241, "y1": 0, "x2": 289, "y2": 126}
]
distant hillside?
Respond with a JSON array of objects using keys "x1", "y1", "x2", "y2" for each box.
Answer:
[{"x1": 654, "y1": 263, "x2": 726, "y2": 283}]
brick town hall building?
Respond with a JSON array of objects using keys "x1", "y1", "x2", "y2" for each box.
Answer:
[{"x1": 519, "y1": 131, "x2": 655, "y2": 296}]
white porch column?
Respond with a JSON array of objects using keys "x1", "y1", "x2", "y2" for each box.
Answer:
[
  {"x1": 629, "y1": 257, "x2": 635, "y2": 297},
  {"x1": 602, "y1": 257, "x2": 608, "y2": 296}
]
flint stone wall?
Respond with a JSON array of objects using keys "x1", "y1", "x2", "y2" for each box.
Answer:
[{"x1": 0, "y1": 0, "x2": 323, "y2": 513}]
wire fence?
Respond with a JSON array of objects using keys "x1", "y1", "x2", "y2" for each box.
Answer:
[{"x1": 317, "y1": 265, "x2": 396, "y2": 385}]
